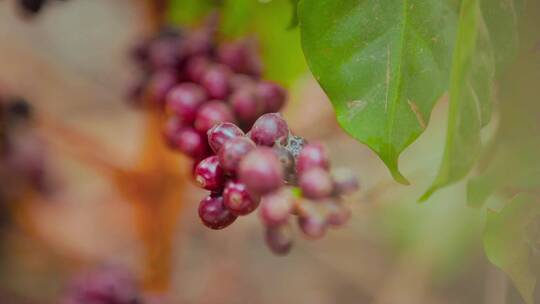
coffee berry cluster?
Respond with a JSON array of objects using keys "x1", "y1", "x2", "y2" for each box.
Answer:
[
  {"x1": 128, "y1": 23, "x2": 358, "y2": 255},
  {"x1": 196, "y1": 116, "x2": 358, "y2": 255}
]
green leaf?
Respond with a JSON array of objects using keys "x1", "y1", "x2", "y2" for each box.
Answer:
[
  {"x1": 299, "y1": 0, "x2": 457, "y2": 184},
  {"x1": 221, "y1": 0, "x2": 255, "y2": 37},
  {"x1": 420, "y1": 0, "x2": 496, "y2": 201},
  {"x1": 288, "y1": 0, "x2": 300, "y2": 29},
  {"x1": 484, "y1": 194, "x2": 540, "y2": 304},
  {"x1": 466, "y1": 1, "x2": 540, "y2": 208},
  {"x1": 239, "y1": 0, "x2": 308, "y2": 86}
]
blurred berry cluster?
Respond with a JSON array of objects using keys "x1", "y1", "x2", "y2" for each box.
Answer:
[
  {"x1": 0, "y1": 94, "x2": 50, "y2": 226},
  {"x1": 128, "y1": 21, "x2": 358, "y2": 255},
  {"x1": 62, "y1": 268, "x2": 142, "y2": 304},
  {"x1": 17, "y1": 0, "x2": 68, "y2": 16}
]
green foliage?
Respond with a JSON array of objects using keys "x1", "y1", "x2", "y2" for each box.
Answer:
[
  {"x1": 298, "y1": 0, "x2": 457, "y2": 184},
  {"x1": 484, "y1": 194, "x2": 540, "y2": 304},
  {"x1": 466, "y1": 1, "x2": 540, "y2": 208},
  {"x1": 420, "y1": 0, "x2": 496, "y2": 201},
  {"x1": 167, "y1": 0, "x2": 217, "y2": 25}
]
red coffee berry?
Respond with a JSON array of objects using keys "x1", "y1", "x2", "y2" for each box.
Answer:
[
  {"x1": 296, "y1": 142, "x2": 330, "y2": 174},
  {"x1": 265, "y1": 223, "x2": 293, "y2": 255},
  {"x1": 238, "y1": 147, "x2": 284, "y2": 195},
  {"x1": 148, "y1": 70, "x2": 178, "y2": 107},
  {"x1": 194, "y1": 156, "x2": 225, "y2": 191},
  {"x1": 248, "y1": 113, "x2": 289, "y2": 146},
  {"x1": 167, "y1": 126, "x2": 210, "y2": 159},
  {"x1": 223, "y1": 181, "x2": 260, "y2": 216},
  {"x1": 198, "y1": 195, "x2": 237, "y2": 230},
  {"x1": 230, "y1": 74, "x2": 256, "y2": 91},
  {"x1": 201, "y1": 64, "x2": 231, "y2": 100},
  {"x1": 194, "y1": 101, "x2": 235, "y2": 133},
  {"x1": 207, "y1": 122, "x2": 244, "y2": 153},
  {"x1": 186, "y1": 56, "x2": 211, "y2": 83},
  {"x1": 256, "y1": 81, "x2": 287, "y2": 113},
  {"x1": 230, "y1": 88, "x2": 265, "y2": 126},
  {"x1": 259, "y1": 189, "x2": 294, "y2": 227},
  {"x1": 148, "y1": 38, "x2": 183, "y2": 70},
  {"x1": 218, "y1": 40, "x2": 262, "y2": 77},
  {"x1": 166, "y1": 83, "x2": 207, "y2": 124},
  {"x1": 299, "y1": 167, "x2": 334, "y2": 200},
  {"x1": 218, "y1": 136, "x2": 256, "y2": 174}
]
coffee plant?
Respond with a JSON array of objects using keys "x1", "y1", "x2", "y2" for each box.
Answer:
[
  {"x1": 163, "y1": 0, "x2": 540, "y2": 302},
  {"x1": 0, "y1": 0, "x2": 539, "y2": 303}
]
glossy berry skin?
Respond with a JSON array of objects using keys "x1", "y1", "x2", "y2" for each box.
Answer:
[
  {"x1": 256, "y1": 81, "x2": 287, "y2": 113},
  {"x1": 194, "y1": 156, "x2": 225, "y2": 192},
  {"x1": 238, "y1": 147, "x2": 284, "y2": 196},
  {"x1": 230, "y1": 88, "x2": 265, "y2": 126},
  {"x1": 296, "y1": 142, "x2": 330, "y2": 174},
  {"x1": 166, "y1": 83, "x2": 207, "y2": 124},
  {"x1": 201, "y1": 65, "x2": 231, "y2": 100},
  {"x1": 299, "y1": 167, "x2": 334, "y2": 200},
  {"x1": 259, "y1": 189, "x2": 294, "y2": 227},
  {"x1": 223, "y1": 181, "x2": 260, "y2": 216},
  {"x1": 207, "y1": 122, "x2": 244, "y2": 153},
  {"x1": 198, "y1": 195, "x2": 237, "y2": 230},
  {"x1": 218, "y1": 136, "x2": 256, "y2": 174},
  {"x1": 265, "y1": 224, "x2": 293, "y2": 256},
  {"x1": 194, "y1": 101, "x2": 235, "y2": 133},
  {"x1": 248, "y1": 113, "x2": 289, "y2": 146},
  {"x1": 148, "y1": 70, "x2": 178, "y2": 107}
]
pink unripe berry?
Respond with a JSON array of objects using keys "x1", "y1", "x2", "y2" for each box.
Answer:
[
  {"x1": 296, "y1": 142, "x2": 330, "y2": 174},
  {"x1": 198, "y1": 195, "x2": 237, "y2": 230},
  {"x1": 333, "y1": 169, "x2": 360, "y2": 195},
  {"x1": 238, "y1": 147, "x2": 284, "y2": 195},
  {"x1": 248, "y1": 113, "x2": 289, "y2": 146},
  {"x1": 259, "y1": 189, "x2": 294, "y2": 227},
  {"x1": 265, "y1": 223, "x2": 293, "y2": 256},
  {"x1": 194, "y1": 156, "x2": 225, "y2": 191},
  {"x1": 299, "y1": 167, "x2": 334, "y2": 200},
  {"x1": 297, "y1": 203, "x2": 327, "y2": 239},
  {"x1": 324, "y1": 201, "x2": 351, "y2": 228}
]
